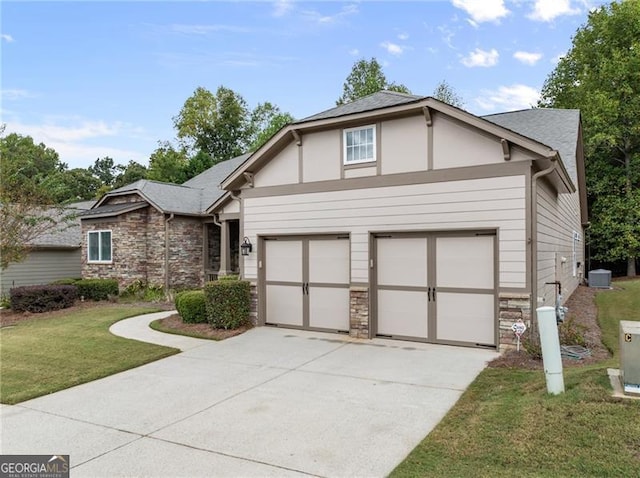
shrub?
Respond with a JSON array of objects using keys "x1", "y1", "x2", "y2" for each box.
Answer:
[
  {"x1": 204, "y1": 278, "x2": 251, "y2": 330},
  {"x1": 50, "y1": 278, "x2": 81, "y2": 285},
  {"x1": 75, "y1": 279, "x2": 119, "y2": 301},
  {"x1": 10, "y1": 285, "x2": 77, "y2": 313},
  {"x1": 175, "y1": 290, "x2": 207, "y2": 323},
  {"x1": 218, "y1": 274, "x2": 240, "y2": 281},
  {"x1": 559, "y1": 316, "x2": 587, "y2": 346},
  {"x1": 122, "y1": 280, "x2": 166, "y2": 302}
]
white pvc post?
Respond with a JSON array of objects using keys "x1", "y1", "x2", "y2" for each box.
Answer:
[{"x1": 536, "y1": 306, "x2": 565, "y2": 395}]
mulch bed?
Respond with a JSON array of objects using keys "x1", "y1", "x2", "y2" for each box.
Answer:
[
  {"x1": 489, "y1": 284, "x2": 611, "y2": 369},
  {"x1": 154, "y1": 313, "x2": 252, "y2": 340}
]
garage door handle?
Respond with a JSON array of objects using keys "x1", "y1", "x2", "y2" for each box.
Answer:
[{"x1": 432, "y1": 288, "x2": 436, "y2": 302}]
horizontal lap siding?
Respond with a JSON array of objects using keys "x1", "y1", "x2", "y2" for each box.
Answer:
[
  {"x1": 536, "y1": 180, "x2": 583, "y2": 306},
  {"x1": 1, "y1": 250, "x2": 81, "y2": 294},
  {"x1": 244, "y1": 176, "x2": 527, "y2": 288}
]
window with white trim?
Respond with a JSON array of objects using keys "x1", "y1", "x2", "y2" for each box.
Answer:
[
  {"x1": 88, "y1": 230, "x2": 112, "y2": 263},
  {"x1": 344, "y1": 125, "x2": 376, "y2": 165},
  {"x1": 572, "y1": 230, "x2": 581, "y2": 277}
]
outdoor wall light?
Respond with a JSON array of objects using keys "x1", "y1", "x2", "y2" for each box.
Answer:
[{"x1": 240, "y1": 237, "x2": 253, "y2": 256}]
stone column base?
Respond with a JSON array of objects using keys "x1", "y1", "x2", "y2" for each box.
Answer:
[
  {"x1": 249, "y1": 283, "x2": 258, "y2": 326},
  {"x1": 498, "y1": 292, "x2": 532, "y2": 351},
  {"x1": 349, "y1": 287, "x2": 369, "y2": 339}
]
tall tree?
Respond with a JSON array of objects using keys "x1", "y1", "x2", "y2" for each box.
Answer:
[
  {"x1": 147, "y1": 141, "x2": 189, "y2": 184},
  {"x1": 539, "y1": 0, "x2": 640, "y2": 276},
  {"x1": 113, "y1": 161, "x2": 148, "y2": 189},
  {"x1": 432, "y1": 80, "x2": 465, "y2": 108},
  {"x1": 173, "y1": 86, "x2": 251, "y2": 163},
  {"x1": 88, "y1": 156, "x2": 117, "y2": 187},
  {"x1": 0, "y1": 133, "x2": 74, "y2": 267},
  {"x1": 336, "y1": 58, "x2": 411, "y2": 105},
  {"x1": 248, "y1": 102, "x2": 295, "y2": 151}
]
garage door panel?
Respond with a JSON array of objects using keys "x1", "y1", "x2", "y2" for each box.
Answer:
[
  {"x1": 377, "y1": 237, "x2": 427, "y2": 287},
  {"x1": 309, "y1": 287, "x2": 349, "y2": 331},
  {"x1": 309, "y1": 239, "x2": 349, "y2": 284},
  {"x1": 377, "y1": 290, "x2": 428, "y2": 338},
  {"x1": 266, "y1": 240, "x2": 302, "y2": 282},
  {"x1": 436, "y1": 236, "x2": 494, "y2": 289},
  {"x1": 266, "y1": 285, "x2": 303, "y2": 326},
  {"x1": 436, "y1": 292, "x2": 494, "y2": 345}
]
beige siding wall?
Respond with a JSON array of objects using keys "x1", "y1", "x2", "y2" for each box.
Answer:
[
  {"x1": 221, "y1": 199, "x2": 240, "y2": 214},
  {"x1": 433, "y1": 114, "x2": 504, "y2": 169},
  {"x1": 380, "y1": 116, "x2": 428, "y2": 174},
  {"x1": 253, "y1": 142, "x2": 299, "y2": 188},
  {"x1": 1, "y1": 250, "x2": 81, "y2": 294},
  {"x1": 243, "y1": 175, "x2": 527, "y2": 288},
  {"x1": 302, "y1": 130, "x2": 341, "y2": 182},
  {"x1": 344, "y1": 166, "x2": 376, "y2": 178},
  {"x1": 536, "y1": 179, "x2": 583, "y2": 306}
]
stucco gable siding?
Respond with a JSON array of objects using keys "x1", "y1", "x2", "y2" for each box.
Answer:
[{"x1": 243, "y1": 175, "x2": 527, "y2": 289}]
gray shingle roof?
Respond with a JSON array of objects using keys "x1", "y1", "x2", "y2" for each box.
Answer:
[
  {"x1": 91, "y1": 154, "x2": 250, "y2": 216},
  {"x1": 78, "y1": 201, "x2": 148, "y2": 219},
  {"x1": 297, "y1": 91, "x2": 425, "y2": 123},
  {"x1": 183, "y1": 153, "x2": 250, "y2": 211},
  {"x1": 31, "y1": 201, "x2": 96, "y2": 248},
  {"x1": 483, "y1": 108, "x2": 580, "y2": 183}
]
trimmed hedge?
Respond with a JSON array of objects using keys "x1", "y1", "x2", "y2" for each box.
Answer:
[
  {"x1": 175, "y1": 290, "x2": 207, "y2": 324},
  {"x1": 50, "y1": 278, "x2": 81, "y2": 285},
  {"x1": 10, "y1": 285, "x2": 77, "y2": 313},
  {"x1": 75, "y1": 279, "x2": 119, "y2": 301},
  {"x1": 204, "y1": 278, "x2": 250, "y2": 330}
]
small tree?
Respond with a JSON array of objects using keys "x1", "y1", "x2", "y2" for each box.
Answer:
[
  {"x1": 432, "y1": 80, "x2": 465, "y2": 108},
  {"x1": 336, "y1": 58, "x2": 411, "y2": 105}
]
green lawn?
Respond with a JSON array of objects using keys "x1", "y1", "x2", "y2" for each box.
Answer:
[
  {"x1": 392, "y1": 280, "x2": 640, "y2": 478},
  {"x1": 0, "y1": 305, "x2": 179, "y2": 404}
]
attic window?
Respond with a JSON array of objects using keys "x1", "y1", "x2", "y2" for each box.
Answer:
[{"x1": 344, "y1": 125, "x2": 376, "y2": 165}]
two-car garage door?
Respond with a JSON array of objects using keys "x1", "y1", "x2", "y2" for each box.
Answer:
[
  {"x1": 261, "y1": 232, "x2": 497, "y2": 348},
  {"x1": 374, "y1": 232, "x2": 497, "y2": 347}
]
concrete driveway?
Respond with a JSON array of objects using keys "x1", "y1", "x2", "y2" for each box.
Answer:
[{"x1": 1, "y1": 313, "x2": 498, "y2": 477}]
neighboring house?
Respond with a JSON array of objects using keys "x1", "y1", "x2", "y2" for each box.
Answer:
[
  {"x1": 216, "y1": 92, "x2": 587, "y2": 350},
  {"x1": 0, "y1": 201, "x2": 95, "y2": 295},
  {"x1": 79, "y1": 154, "x2": 248, "y2": 291}
]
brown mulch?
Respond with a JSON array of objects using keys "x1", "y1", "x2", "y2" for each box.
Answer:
[
  {"x1": 153, "y1": 313, "x2": 252, "y2": 340},
  {"x1": 489, "y1": 284, "x2": 611, "y2": 369}
]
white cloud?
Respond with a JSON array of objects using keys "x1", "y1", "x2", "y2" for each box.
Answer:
[
  {"x1": 272, "y1": 0, "x2": 293, "y2": 17},
  {"x1": 302, "y1": 3, "x2": 358, "y2": 25},
  {"x1": 1, "y1": 89, "x2": 36, "y2": 100},
  {"x1": 348, "y1": 48, "x2": 360, "y2": 56},
  {"x1": 451, "y1": 0, "x2": 509, "y2": 23},
  {"x1": 380, "y1": 41, "x2": 404, "y2": 56},
  {"x1": 438, "y1": 24, "x2": 458, "y2": 49},
  {"x1": 398, "y1": 32, "x2": 409, "y2": 41},
  {"x1": 461, "y1": 48, "x2": 499, "y2": 67},
  {"x1": 513, "y1": 51, "x2": 543, "y2": 65},
  {"x1": 1, "y1": 33, "x2": 14, "y2": 43},
  {"x1": 528, "y1": 0, "x2": 580, "y2": 22},
  {"x1": 476, "y1": 84, "x2": 540, "y2": 112},
  {"x1": 4, "y1": 119, "x2": 148, "y2": 168}
]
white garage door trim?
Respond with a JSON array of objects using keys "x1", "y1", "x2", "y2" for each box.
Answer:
[
  {"x1": 372, "y1": 230, "x2": 498, "y2": 348},
  {"x1": 259, "y1": 235, "x2": 351, "y2": 333}
]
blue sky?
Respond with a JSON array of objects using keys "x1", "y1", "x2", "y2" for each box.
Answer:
[{"x1": 2, "y1": 0, "x2": 606, "y2": 169}]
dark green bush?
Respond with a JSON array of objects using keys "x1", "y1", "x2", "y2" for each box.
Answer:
[
  {"x1": 218, "y1": 274, "x2": 240, "y2": 281},
  {"x1": 10, "y1": 285, "x2": 77, "y2": 313},
  {"x1": 50, "y1": 278, "x2": 81, "y2": 285},
  {"x1": 75, "y1": 279, "x2": 119, "y2": 301},
  {"x1": 204, "y1": 278, "x2": 250, "y2": 330},
  {"x1": 175, "y1": 290, "x2": 207, "y2": 323}
]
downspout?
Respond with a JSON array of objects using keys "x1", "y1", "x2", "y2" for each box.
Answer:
[
  {"x1": 164, "y1": 213, "x2": 175, "y2": 292},
  {"x1": 530, "y1": 155, "x2": 557, "y2": 330}
]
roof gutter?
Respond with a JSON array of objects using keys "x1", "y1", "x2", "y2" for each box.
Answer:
[{"x1": 530, "y1": 154, "x2": 558, "y2": 331}]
